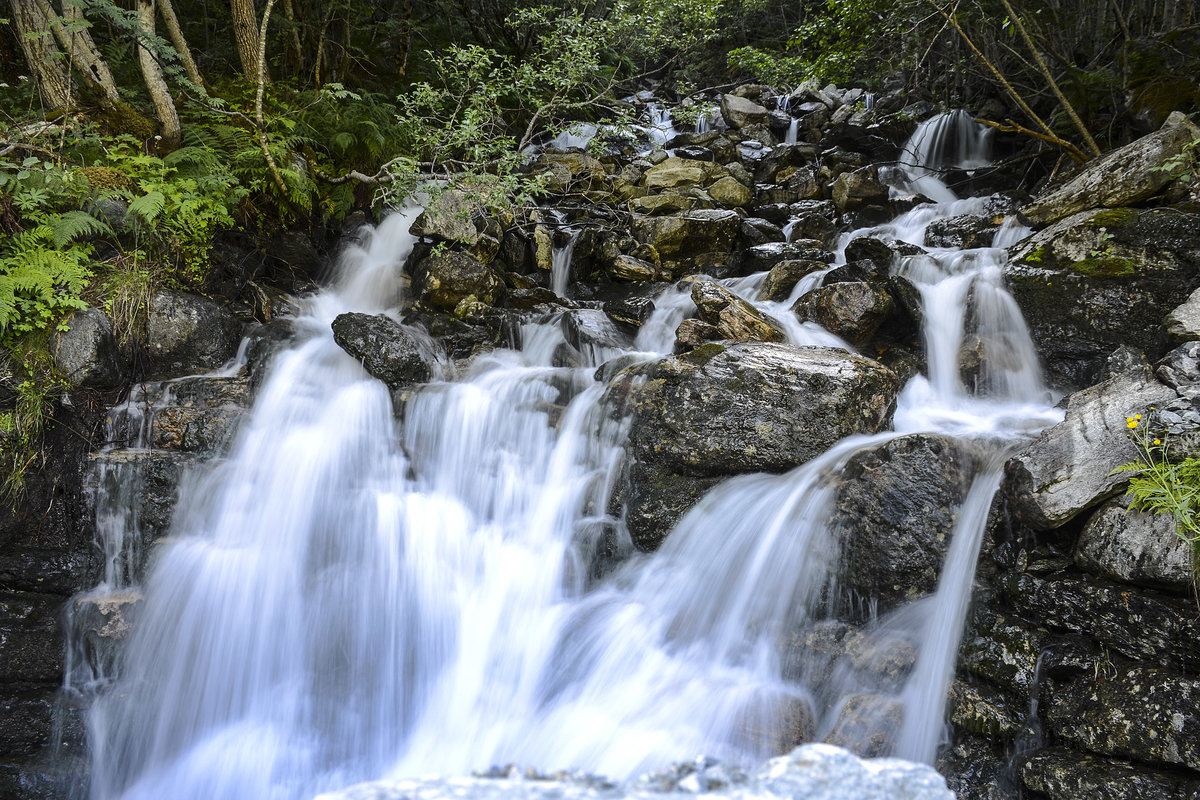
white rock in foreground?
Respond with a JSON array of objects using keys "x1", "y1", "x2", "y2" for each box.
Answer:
[{"x1": 314, "y1": 744, "x2": 955, "y2": 800}]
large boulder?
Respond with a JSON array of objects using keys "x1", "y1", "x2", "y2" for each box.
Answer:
[
  {"x1": 641, "y1": 157, "x2": 731, "y2": 190},
  {"x1": 758, "y1": 260, "x2": 828, "y2": 302},
  {"x1": 832, "y1": 168, "x2": 889, "y2": 212},
  {"x1": 720, "y1": 94, "x2": 770, "y2": 129},
  {"x1": 631, "y1": 209, "x2": 741, "y2": 277},
  {"x1": 414, "y1": 250, "x2": 506, "y2": 313},
  {"x1": 331, "y1": 312, "x2": 433, "y2": 390},
  {"x1": 602, "y1": 342, "x2": 899, "y2": 548},
  {"x1": 1074, "y1": 495, "x2": 1194, "y2": 594},
  {"x1": 1004, "y1": 366, "x2": 1176, "y2": 530},
  {"x1": 52, "y1": 308, "x2": 125, "y2": 388},
  {"x1": 793, "y1": 282, "x2": 894, "y2": 348},
  {"x1": 146, "y1": 291, "x2": 243, "y2": 378},
  {"x1": 831, "y1": 434, "x2": 972, "y2": 611},
  {"x1": 1006, "y1": 208, "x2": 1200, "y2": 387},
  {"x1": 1020, "y1": 113, "x2": 1200, "y2": 226}
]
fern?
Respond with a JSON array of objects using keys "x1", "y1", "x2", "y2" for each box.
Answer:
[
  {"x1": 51, "y1": 210, "x2": 115, "y2": 248},
  {"x1": 127, "y1": 190, "x2": 166, "y2": 224}
]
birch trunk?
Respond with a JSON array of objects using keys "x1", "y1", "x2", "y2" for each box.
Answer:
[{"x1": 136, "y1": 0, "x2": 181, "y2": 149}]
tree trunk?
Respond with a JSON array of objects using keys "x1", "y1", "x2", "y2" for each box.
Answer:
[
  {"x1": 281, "y1": 0, "x2": 304, "y2": 74},
  {"x1": 45, "y1": 0, "x2": 120, "y2": 104},
  {"x1": 136, "y1": 0, "x2": 181, "y2": 149},
  {"x1": 395, "y1": 0, "x2": 412, "y2": 79},
  {"x1": 231, "y1": 0, "x2": 263, "y2": 80},
  {"x1": 158, "y1": 0, "x2": 206, "y2": 88},
  {"x1": 7, "y1": 0, "x2": 74, "y2": 110}
]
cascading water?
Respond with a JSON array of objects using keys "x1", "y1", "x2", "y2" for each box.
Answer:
[{"x1": 82, "y1": 112, "x2": 1061, "y2": 800}]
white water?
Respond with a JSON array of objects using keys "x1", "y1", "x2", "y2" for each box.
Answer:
[
  {"x1": 82, "y1": 113, "x2": 1061, "y2": 800},
  {"x1": 551, "y1": 228, "x2": 580, "y2": 299}
]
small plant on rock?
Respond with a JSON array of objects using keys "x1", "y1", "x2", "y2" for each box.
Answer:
[{"x1": 1111, "y1": 409, "x2": 1200, "y2": 585}]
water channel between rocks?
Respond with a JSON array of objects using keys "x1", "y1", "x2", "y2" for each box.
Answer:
[{"x1": 70, "y1": 113, "x2": 1065, "y2": 800}]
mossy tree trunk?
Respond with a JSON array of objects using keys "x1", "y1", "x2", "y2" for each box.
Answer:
[
  {"x1": 231, "y1": 0, "x2": 265, "y2": 81},
  {"x1": 136, "y1": 0, "x2": 182, "y2": 150},
  {"x1": 7, "y1": 0, "x2": 74, "y2": 111}
]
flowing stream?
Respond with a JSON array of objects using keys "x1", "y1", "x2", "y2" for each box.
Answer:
[{"x1": 78, "y1": 113, "x2": 1061, "y2": 799}]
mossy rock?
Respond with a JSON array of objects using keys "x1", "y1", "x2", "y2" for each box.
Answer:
[{"x1": 78, "y1": 166, "x2": 135, "y2": 192}]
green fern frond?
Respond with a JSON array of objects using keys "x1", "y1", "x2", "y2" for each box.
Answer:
[
  {"x1": 127, "y1": 191, "x2": 166, "y2": 224},
  {"x1": 52, "y1": 210, "x2": 115, "y2": 248}
]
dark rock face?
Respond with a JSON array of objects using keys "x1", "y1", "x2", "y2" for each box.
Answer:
[
  {"x1": 1006, "y1": 208, "x2": 1200, "y2": 388},
  {"x1": 332, "y1": 313, "x2": 433, "y2": 390},
  {"x1": 832, "y1": 434, "x2": 971, "y2": 610},
  {"x1": 793, "y1": 282, "x2": 894, "y2": 349},
  {"x1": 1017, "y1": 748, "x2": 1200, "y2": 800},
  {"x1": 146, "y1": 291, "x2": 244, "y2": 378},
  {"x1": 602, "y1": 342, "x2": 898, "y2": 549},
  {"x1": 52, "y1": 309, "x2": 125, "y2": 388},
  {"x1": 1045, "y1": 666, "x2": 1200, "y2": 770},
  {"x1": 414, "y1": 251, "x2": 506, "y2": 312}
]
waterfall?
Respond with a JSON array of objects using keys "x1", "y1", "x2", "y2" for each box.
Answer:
[
  {"x1": 551, "y1": 228, "x2": 580, "y2": 299},
  {"x1": 896, "y1": 110, "x2": 992, "y2": 203},
  {"x1": 80, "y1": 113, "x2": 1061, "y2": 799}
]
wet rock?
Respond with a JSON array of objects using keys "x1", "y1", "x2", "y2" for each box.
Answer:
[
  {"x1": 641, "y1": 157, "x2": 730, "y2": 191},
  {"x1": 844, "y1": 237, "x2": 923, "y2": 277},
  {"x1": 743, "y1": 243, "x2": 825, "y2": 275},
  {"x1": 739, "y1": 218, "x2": 786, "y2": 247},
  {"x1": 1021, "y1": 113, "x2": 1200, "y2": 226},
  {"x1": 1074, "y1": 495, "x2": 1194, "y2": 593},
  {"x1": 70, "y1": 590, "x2": 142, "y2": 681},
  {"x1": 754, "y1": 144, "x2": 817, "y2": 184},
  {"x1": 1002, "y1": 572, "x2": 1200, "y2": 670},
  {"x1": 628, "y1": 193, "x2": 707, "y2": 216},
  {"x1": 88, "y1": 449, "x2": 197, "y2": 550},
  {"x1": 52, "y1": 308, "x2": 125, "y2": 388},
  {"x1": 332, "y1": 312, "x2": 433, "y2": 390},
  {"x1": 757, "y1": 260, "x2": 828, "y2": 302},
  {"x1": 720, "y1": 94, "x2": 770, "y2": 129},
  {"x1": 958, "y1": 610, "x2": 1047, "y2": 698},
  {"x1": 832, "y1": 168, "x2": 889, "y2": 212},
  {"x1": 1156, "y1": 341, "x2": 1200, "y2": 394},
  {"x1": 947, "y1": 681, "x2": 1023, "y2": 740},
  {"x1": 936, "y1": 735, "x2": 1014, "y2": 800},
  {"x1": 608, "y1": 254, "x2": 658, "y2": 283},
  {"x1": 708, "y1": 176, "x2": 753, "y2": 208},
  {"x1": 603, "y1": 343, "x2": 898, "y2": 549},
  {"x1": 1045, "y1": 665, "x2": 1200, "y2": 770},
  {"x1": 150, "y1": 406, "x2": 241, "y2": 454},
  {"x1": 924, "y1": 214, "x2": 1001, "y2": 249},
  {"x1": 784, "y1": 211, "x2": 838, "y2": 248},
  {"x1": 832, "y1": 434, "x2": 971, "y2": 609},
  {"x1": 822, "y1": 694, "x2": 904, "y2": 758},
  {"x1": 631, "y1": 209, "x2": 741, "y2": 277},
  {"x1": 1165, "y1": 286, "x2": 1200, "y2": 341},
  {"x1": 685, "y1": 279, "x2": 786, "y2": 345},
  {"x1": 1006, "y1": 207, "x2": 1200, "y2": 387},
  {"x1": 843, "y1": 630, "x2": 917, "y2": 693},
  {"x1": 562, "y1": 309, "x2": 633, "y2": 356},
  {"x1": 415, "y1": 250, "x2": 506, "y2": 312},
  {"x1": 1017, "y1": 747, "x2": 1200, "y2": 800},
  {"x1": 604, "y1": 297, "x2": 655, "y2": 329},
  {"x1": 793, "y1": 282, "x2": 895, "y2": 349},
  {"x1": 146, "y1": 291, "x2": 244, "y2": 378},
  {"x1": 245, "y1": 319, "x2": 299, "y2": 384},
  {"x1": 0, "y1": 594, "x2": 63, "y2": 684},
  {"x1": 403, "y1": 309, "x2": 518, "y2": 361},
  {"x1": 1004, "y1": 365, "x2": 1176, "y2": 530}
]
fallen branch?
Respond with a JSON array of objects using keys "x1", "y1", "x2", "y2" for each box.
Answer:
[{"x1": 975, "y1": 117, "x2": 1090, "y2": 163}]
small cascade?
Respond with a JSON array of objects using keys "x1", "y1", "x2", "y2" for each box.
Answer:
[
  {"x1": 896, "y1": 110, "x2": 992, "y2": 203},
  {"x1": 784, "y1": 118, "x2": 799, "y2": 145},
  {"x1": 551, "y1": 227, "x2": 581, "y2": 299},
  {"x1": 646, "y1": 103, "x2": 675, "y2": 148}
]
